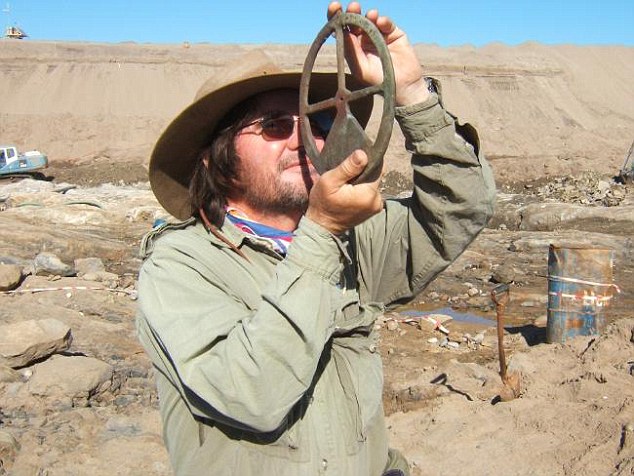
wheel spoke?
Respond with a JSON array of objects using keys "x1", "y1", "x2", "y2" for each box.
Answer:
[
  {"x1": 334, "y1": 20, "x2": 347, "y2": 91},
  {"x1": 304, "y1": 97, "x2": 339, "y2": 115},
  {"x1": 348, "y1": 84, "x2": 384, "y2": 101}
]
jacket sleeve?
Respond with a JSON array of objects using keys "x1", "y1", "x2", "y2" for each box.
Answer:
[
  {"x1": 137, "y1": 218, "x2": 354, "y2": 433},
  {"x1": 355, "y1": 92, "x2": 496, "y2": 306}
]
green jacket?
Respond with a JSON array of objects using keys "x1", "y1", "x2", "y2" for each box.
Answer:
[{"x1": 137, "y1": 93, "x2": 496, "y2": 476}]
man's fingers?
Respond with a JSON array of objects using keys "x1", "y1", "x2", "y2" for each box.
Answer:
[
  {"x1": 375, "y1": 15, "x2": 396, "y2": 36},
  {"x1": 327, "y1": 2, "x2": 341, "y2": 20},
  {"x1": 345, "y1": 2, "x2": 362, "y2": 15},
  {"x1": 365, "y1": 9, "x2": 378, "y2": 22}
]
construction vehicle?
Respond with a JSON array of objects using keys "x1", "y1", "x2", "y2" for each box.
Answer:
[
  {"x1": 618, "y1": 140, "x2": 634, "y2": 184},
  {"x1": 0, "y1": 145, "x2": 48, "y2": 176},
  {"x1": 4, "y1": 25, "x2": 26, "y2": 38}
]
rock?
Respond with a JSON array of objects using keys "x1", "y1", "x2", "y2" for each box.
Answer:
[
  {"x1": 386, "y1": 320, "x2": 400, "y2": 331},
  {"x1": 529, "y1": 172, "x2": 627, "y2": 207},
  {"x1": 597, "y1": 180, "x2": 611, "y2": 193},
  {"x1": 83, "y1": 271, "x2": 120, "y2": 286},
  {"x1": 0, "y1": 263, "x2": 22, "y2": 291},
  {"x1": 0, "y1": 319, "x2": 72, "y2": 368},
  {"x1": 126, "y1": 206, "x2": 164, "y2": 223},
  {"x1": 74, "y1": 257, "x2": 106, "y2": 276},
  {"x1": 33, "y1": 252, "x2": 75, "y2": 277},
  {"x1": 491, "y1": 262, "x2": 518, "y2": 284},
  {"x1": 519, "y1": 202, "x2": 634, "y2": 233},
  {"x1": 27, "y1": 355, "x2": 113, "y2": 404},
  {"x1": 104, "y1": 416, "x2": 141, "y2": 437},
  {"x1": 533, "y1": 315, "x2": 548, "y2": 327},
  {"x1": 0, "y1": 256, "x2": 26, "y2": 266},
  {"x1": 620, "y1": 423, "x2": 634, "y2": 455},
  {"x1": 0, "y1": 178, "x2": 55, "y2": 194},
  {"x1": 0, "y1": 364, "x2": 22, "y2": 383},
  {"x1": 0, "y1": 430, "x2": 20, "y2": 472}
]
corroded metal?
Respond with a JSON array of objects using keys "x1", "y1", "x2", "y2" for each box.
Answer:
[
  {"x1": 491, "y1": 283, "x2": 510, "y2": 381},
  {"x1": 299, "y1": 11, "x2": 395, "y2": 184},
  {"x1": 491, "y1": 283, "x2": 521, "y2": 402},
  {"x1": 618, "y1": 140, "x2": 634, "y2": 183},
  {"x1": 547, "y1": 245, "x2": 619, "y2": 343}
]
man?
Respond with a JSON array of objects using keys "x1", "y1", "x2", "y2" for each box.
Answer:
[{"x1": 137, "y1": 2, "x2": 496, "y2": 475}]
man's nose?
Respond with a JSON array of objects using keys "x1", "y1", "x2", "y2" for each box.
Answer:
[{"x1": 286, "y1": 119, "x2": 303, "y2": 151}]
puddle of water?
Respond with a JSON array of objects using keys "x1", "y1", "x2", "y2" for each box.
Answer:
[{"x1": 399, "y1": 307, "x2": 496, "y2": 327}]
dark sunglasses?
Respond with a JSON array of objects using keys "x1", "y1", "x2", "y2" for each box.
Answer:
[{"x1": 238, "y1": 112, "x2": 333, "y2": 141}]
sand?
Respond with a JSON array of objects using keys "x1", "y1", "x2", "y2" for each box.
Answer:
[{"x1": 1, "y1": 40, "x2": 633, "y2": 186}]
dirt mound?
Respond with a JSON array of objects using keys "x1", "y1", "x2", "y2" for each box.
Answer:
[
  {"x1": 386, "y1": 318, "x2": 634, "y2": 476},
  {"x1": 45, "y1": 159, "x2": 148, "y2": 187},
  {"x1": 1, "y1": 41, "x2": 633, "y2": 186}
]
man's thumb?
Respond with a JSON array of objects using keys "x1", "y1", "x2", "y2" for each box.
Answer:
[{"x1": 336, "y1": 150, "x2": 368, "y2": 182}]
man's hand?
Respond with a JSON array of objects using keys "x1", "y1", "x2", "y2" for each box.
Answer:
[
  {"x1": 327, "y1": 2, "x2": 430, "y2": 106},
  {"x1": 306, "y1": 150, "x2": 383, "y2": 235}
]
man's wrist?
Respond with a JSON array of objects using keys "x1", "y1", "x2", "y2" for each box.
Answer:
[{"x1": 396, "y1": 77, "x2": 430, "y2": 107}]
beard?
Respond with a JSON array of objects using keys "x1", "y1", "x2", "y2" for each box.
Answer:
[{"x1": 238, "y1": 154, "x2": 316, "y2": 215}]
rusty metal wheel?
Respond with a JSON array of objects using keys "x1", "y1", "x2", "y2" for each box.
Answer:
[{"x1": 299, "y1": 11, "x2": 395, "y2": 184}]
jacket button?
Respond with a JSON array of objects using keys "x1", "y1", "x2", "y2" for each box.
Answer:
[
  {"x1": 369, "y1": 344, "x2": 377, "y2": 353},
  {"x1": 321, "y1": 458, "x2": 328, "y2": 470}
]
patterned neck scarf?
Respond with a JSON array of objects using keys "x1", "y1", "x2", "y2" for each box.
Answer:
[{"x1": 226, "y1": 207, "x2": 294, "y2": 255}]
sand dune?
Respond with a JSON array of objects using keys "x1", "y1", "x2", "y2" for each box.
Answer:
[{"x1": 1, "y1": 40, "x2": 633, "y2": 183}]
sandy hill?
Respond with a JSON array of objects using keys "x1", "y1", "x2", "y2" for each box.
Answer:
[{"x1": 1, "y1": 40, "x2": 633, "y2": 184}]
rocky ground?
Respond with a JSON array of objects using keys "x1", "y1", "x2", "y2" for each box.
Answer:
[{"x1": 0, "y1": 166, "x2": 632, "y2": 476}]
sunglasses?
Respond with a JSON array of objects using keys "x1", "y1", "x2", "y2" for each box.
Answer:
[{"x1": 238, "y1": 112, "x2": 333, "y2": 141}]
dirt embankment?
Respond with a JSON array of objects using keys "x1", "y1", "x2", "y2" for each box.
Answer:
[{"x1": 1, "y1": 41, "x2": 633, "y2": 186}]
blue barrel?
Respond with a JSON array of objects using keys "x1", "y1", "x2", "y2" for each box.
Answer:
[{"x1": 547, "y1": 245, "x2": 618, "y2": 343}]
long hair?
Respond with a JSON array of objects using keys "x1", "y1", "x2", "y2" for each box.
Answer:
[{"x1": 189, "y1": 96, "x2": 261, "y2": 227}]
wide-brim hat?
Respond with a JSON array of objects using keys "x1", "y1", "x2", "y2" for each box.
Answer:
[{"x1": 150, "y1": 49, "x2": 374, "y2": 220}]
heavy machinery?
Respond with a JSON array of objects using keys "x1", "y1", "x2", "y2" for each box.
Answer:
[
  {"x1": 0, "y1": 145, "x2": 48, "y2": 176},
  {"x1": 618, "y1": 140, "x2": 634, "y2": 184},
  {"x1": 3, "y1": 25, "x2": 26, "y2": 38}
]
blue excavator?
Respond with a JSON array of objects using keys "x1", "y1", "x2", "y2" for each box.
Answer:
[{"x1": 0, "y1": 145, "x2": 48, "y2": 176}]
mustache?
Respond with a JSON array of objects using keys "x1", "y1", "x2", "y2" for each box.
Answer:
[{"x1": 277, "y1": 151, "x2": 314, "y2": 172}]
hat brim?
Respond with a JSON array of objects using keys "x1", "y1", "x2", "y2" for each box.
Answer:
[{"x1": 150, "y1": 71, "x2": 374, "y2": 220}]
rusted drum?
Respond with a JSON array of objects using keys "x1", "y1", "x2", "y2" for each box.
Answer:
[{"x1": 547, "y1": 245, "x2": 619, "y2": 343}]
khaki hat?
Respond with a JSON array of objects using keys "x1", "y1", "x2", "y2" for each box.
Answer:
[{"x1": 150, "y1": 49, "x2": 374, "y2": 220}]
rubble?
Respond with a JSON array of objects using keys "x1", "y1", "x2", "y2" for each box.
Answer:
[
  {"x1": 0, "y1": 319, "x2": 72, "y2": 368},
  {"x1": 527, "y1": 171, "x2": 629, "y2": 207},
  {"x1": 0, "y1": 172, "x2": 632, "y2": 475}
]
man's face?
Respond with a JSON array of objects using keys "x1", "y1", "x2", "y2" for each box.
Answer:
[{"x1": 231, "y1": 89, "x2": 326, "y2": 215}]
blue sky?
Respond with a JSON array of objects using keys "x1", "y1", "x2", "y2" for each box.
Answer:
[{"x1": 3, "y1": 1, "x2": 633, "y2": 46}]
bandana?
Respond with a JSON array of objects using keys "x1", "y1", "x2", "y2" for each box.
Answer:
[{"x1": 226, "y1": 208, "x2": 294, "y2": 255}]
